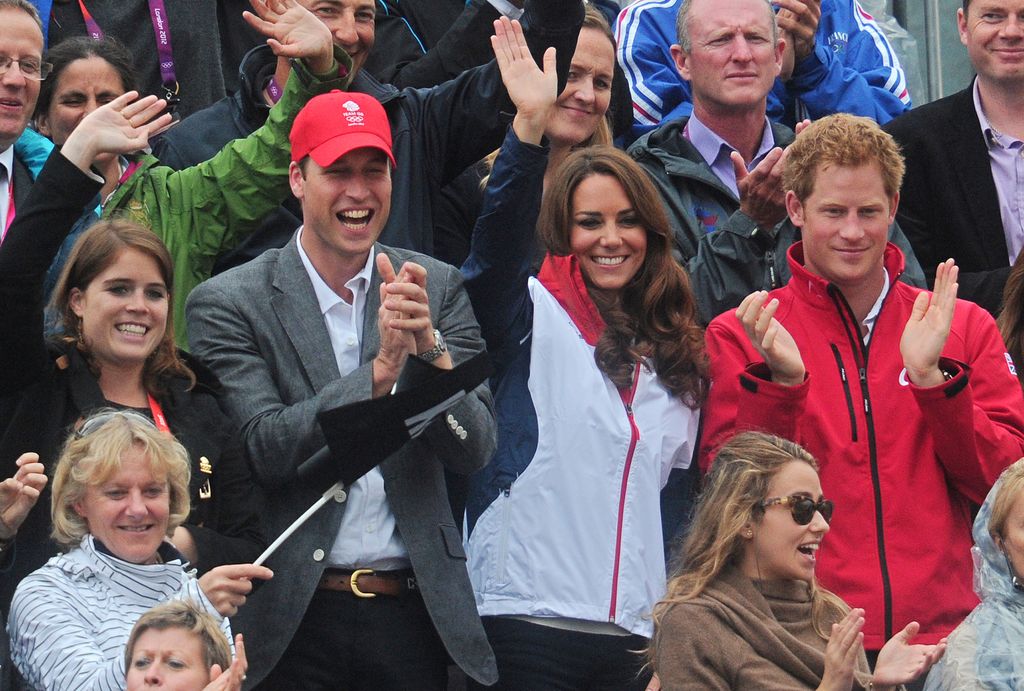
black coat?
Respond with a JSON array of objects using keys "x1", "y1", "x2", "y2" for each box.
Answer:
[
  {"x1": 884, "y1": 81, "x2": 1010, "y2": 315},
  {"x1": 0, "y1": 151, "x2": 264, "y2": 613}
]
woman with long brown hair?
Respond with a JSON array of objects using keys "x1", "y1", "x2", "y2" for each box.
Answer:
[
  {"x1": 461, "y1": 19, "x2": 704, "y2": 688},
  {"x1": 651, "y1": 432, "x2": 945, "y2": 689}
]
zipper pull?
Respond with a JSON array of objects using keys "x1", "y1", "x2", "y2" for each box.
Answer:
[{"x1": 859, "y1": 368, "x2": 871, "y2": 414}]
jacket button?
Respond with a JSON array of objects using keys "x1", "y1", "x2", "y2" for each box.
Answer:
[
  {"x1": 333, "y1": 489, "x2": 348, "y2": 503},
  {"x1": 312, "y1": 548, "x2": 325, "y2": 562}
]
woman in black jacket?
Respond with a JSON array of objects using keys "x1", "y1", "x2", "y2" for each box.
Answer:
[{"x1": 0, "y1": 97, "x2": 264, "y2": 611}]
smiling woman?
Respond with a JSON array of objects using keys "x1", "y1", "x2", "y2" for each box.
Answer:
[
  {"x1": 651, "y1": 432, "x2": 946, "y2": 690},
  {"x1": 6, "y1": 411, "x2": 269, "y2": 691}
]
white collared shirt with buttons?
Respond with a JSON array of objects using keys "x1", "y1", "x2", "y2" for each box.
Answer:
[{"x1": 296, "y1": 229, "x2": 411, "y2": 570}]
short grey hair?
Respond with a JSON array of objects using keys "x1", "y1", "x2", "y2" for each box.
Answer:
[
  {"x1": 676, "y1": 0, "x2": 778, "y2": 52},
  {"x1": 0, "y1": 0, "x2": 43, "y2": 34}
]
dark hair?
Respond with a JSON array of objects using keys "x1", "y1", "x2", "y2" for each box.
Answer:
[
  {"x1": 49, "y1": 218, "x2": 195, "y2": 395},
  {"x1": 35, "y1": 35, "x2": 136, "y2": 120},
  {"x1": 538, "y1": 146, "x2": 707, "y2": 405},
  {"x1": 999, "y1": 253, "x2": 1024, "y2": 388}
]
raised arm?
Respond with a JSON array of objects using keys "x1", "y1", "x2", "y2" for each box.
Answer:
[{"x1": 461, "y1": 18, "x2": 555, "y2": 361}]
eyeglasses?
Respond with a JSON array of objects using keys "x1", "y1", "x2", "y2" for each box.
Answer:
[
  {"x1": 760, "y1": 495, "x2": 834, "y2": 525},
  {"x1": 75, "y1": 409, "x2": 157, "y2": 439},
  {"x1": 0, "y1": 55, "x2": 53, "y2": 81}
]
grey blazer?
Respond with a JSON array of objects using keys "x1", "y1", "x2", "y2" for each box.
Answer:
[{"x1": 186, "y1": 236, "x2": 498, "y2": 687}]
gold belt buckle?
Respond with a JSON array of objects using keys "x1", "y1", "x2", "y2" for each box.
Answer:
[{"x1": 350, "y1": 568, "x2": 376, "y2": 598}]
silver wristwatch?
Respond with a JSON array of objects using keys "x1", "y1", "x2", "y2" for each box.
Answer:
[{"x1": 418, "y1": 329, "x2": 447, "y2": 362}]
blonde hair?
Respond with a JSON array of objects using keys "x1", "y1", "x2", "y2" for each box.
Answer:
[
  {"x1": 125, "y1": 600, "x2": 231, "y2": 674},
  {"x1": 51, "y1": 410, "x2": 191, "y2": 551},
  {"x1": 651, "y1": 432, "x2": 846, "y2": 669},
  {"x1": 989, "y1": 458, "x2": 1024, "y2": 545},
  {"x1": 782, "y1": 113, "x2": 905, "y2": 202}
]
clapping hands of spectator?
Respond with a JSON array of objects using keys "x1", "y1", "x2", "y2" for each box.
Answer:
[
  {"x1": 204, "y1": 634, "x2": 248, "y2": 691},
  {"x1": 817, "y1": 608, "x2": 864, "y2": 691},
  {"x1": 871, "y1": 622, "x2": 947, "y2": 691},
  {"x1": 774, "y1": 0, "x2": 822, "y2": 61},
  {"x1": 0, "y1": 452, "x2": 47, "y2": 541},
  {"x1": 492, "y1": 16, "x2": 557, "y2": 145},
  {"x1": 733, "y1": 119, "x2": 810, "y2": 231},
  {"x1": 243, "y1": 0, "x2": 334, "y2": 74},
  {"x1": 736, "y1": 290, "x2": 806, "y2": 387}
]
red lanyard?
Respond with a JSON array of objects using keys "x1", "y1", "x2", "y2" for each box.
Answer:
[{"x1": 147, "y1": 394, "x2": 170, "y2": 433}]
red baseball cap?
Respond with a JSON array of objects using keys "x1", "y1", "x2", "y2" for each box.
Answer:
[{"x1": 289, "y1": 90, "x2": 396, "y2": 168}]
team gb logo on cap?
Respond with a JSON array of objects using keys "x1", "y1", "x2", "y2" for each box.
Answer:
[{"x1": 343, "y1": 100, "x2": 365, "y2": 125}]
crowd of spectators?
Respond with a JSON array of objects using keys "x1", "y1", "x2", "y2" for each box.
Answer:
[{"x1": 0, "y1": 0, "x2": 1023, "y2": 688}]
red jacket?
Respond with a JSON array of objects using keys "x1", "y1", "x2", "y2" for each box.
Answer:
[{"x1": 702, "y1": 242, "x2": 1024, "y2": 649}]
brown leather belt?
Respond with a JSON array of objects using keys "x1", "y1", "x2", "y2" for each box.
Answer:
[{"x1": 317, "y1": 568, "x2": 418, "y2": 598}]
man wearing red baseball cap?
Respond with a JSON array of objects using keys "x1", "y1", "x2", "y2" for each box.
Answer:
[{"x1": 186, "y1": 89, "x2": 497, "y2": 688}]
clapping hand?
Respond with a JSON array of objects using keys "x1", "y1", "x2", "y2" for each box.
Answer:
[
  {"x1": 204, "y1": 634, "x2": 248, "y2": 691},
  {"x1": 872, "y1": 622, "x2": 947, "y2": 689},
  {"x1": 0, "y1": 453, "x2": 47, "y2": 541},
  {"x1": 817, "y1": 608, "x2": 864, "y2": 691},
  {"x1": 735, "y1": 290, "x2": 806, "y2": 387}
]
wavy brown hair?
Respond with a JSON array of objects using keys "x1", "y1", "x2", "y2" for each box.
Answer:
[
  {"x1": 650, "y1": 432, "x2": 847, "y2": 672},
  {"x1": 999, "y1": 251, "x2": 1024, "y2": 388},
  {"x1": 49, "y1": 218, "x2": 195, "y2": 396},
  {"x1": 538, "y1": 146, "x2": 706, "y2": 405}
]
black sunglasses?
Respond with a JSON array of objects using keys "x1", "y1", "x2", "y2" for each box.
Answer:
[{"x1": 760, "y1": 494, "x2": 834, "y2": 525}]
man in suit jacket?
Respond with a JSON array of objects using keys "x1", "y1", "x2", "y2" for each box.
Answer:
[
  {"x1": 186, "y1": 89, "x2": 497, "y2": 689},
  {"x1": 884, "y1": 0, "x2": 1024, "y2": 315},
  {"x1": 0, "y1": 0, "x2": 45, "y2": 240}
]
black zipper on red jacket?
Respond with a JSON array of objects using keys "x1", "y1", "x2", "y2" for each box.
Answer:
[
  {"x1": 829, "y1": 344, "x2": 858, "y2": 442},
  {"x1": 828, "y1": 285, "x2": 894, "y2": 642}
]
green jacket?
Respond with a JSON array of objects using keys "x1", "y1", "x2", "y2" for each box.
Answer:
[{"x1": 101, "y1": 50, "x2": 353, "y2": 347}]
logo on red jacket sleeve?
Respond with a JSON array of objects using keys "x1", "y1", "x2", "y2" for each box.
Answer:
[{"x1": 1007, "y1": 352, "x2": 1018, "y2": 377}]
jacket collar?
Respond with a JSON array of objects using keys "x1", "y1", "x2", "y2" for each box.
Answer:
[
  {"x1": 785, "y1": 241, "x2": 906, "y2": 310},
  {"x1": 537, "y1": 254, "x2": 605, "y2": 346}
]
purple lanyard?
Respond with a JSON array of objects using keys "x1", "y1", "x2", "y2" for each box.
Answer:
[
  {"x1": 266, "y1": 76, "x2": 283, "y2": 105},
  {"x1": 77, "y1": 0, "x2": 180, "y2": 105}
]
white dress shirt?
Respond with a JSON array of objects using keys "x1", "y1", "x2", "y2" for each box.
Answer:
[{"x1": 296, "y1": 230, "x2": 411, "y2": 570}]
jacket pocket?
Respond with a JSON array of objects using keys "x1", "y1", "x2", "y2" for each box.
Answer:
[
  {"x1": 440, "y1": 523, "x2": 466, "y2": 560},
  {"x1": 830, "y1": 344, "x2": 858, "y2": 442}
]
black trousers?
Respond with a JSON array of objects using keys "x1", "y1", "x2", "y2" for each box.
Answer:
[
  {"x1": 257, "y1": 587, "x2": 449, "y2": 691},
  {"x1": 466, "y1": 616, "x2": 651, "y2": 691}
]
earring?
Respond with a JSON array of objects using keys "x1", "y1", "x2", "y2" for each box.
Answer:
[{"x1": 745, "y1": 530, "x2": 753, "y2": 538}]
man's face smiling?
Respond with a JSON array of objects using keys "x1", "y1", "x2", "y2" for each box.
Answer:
[
  {"x1": 0, "y1": 7, "x2": 44, "y2": 151},
  {"x1": 301, "y1": 0, "x2": 376, "y2": 76},
  {"x1": 786, "y1": 161, "x2": 897, "y2": 302},
  {"x1": 291, "y1": 147, "x2": 392, "y2": 277},
  {"x1": 959, "y1": 0, "x2": 1024, "y2": 89}
]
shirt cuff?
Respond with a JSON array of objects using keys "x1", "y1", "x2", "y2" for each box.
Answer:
[{"x1": 487, "y1": 0, "x2": 524, "y2": 19}]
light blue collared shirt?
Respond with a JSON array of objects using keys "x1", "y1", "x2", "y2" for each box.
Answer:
[
  {"x1": 974, "y1": 80, "x2": 1024, "y2": 264},
  {"x1": 685, "y1": 113, "x2": 777, "y2": 199}
]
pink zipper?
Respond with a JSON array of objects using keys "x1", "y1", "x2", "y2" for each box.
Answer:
[{"x1": 609, "y1": 363, "x2": 642, "y2": 622}]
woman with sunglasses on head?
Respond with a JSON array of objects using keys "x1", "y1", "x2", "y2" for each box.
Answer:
[
  {"x1": 651, "y1": 432, "x2": 945, "y2": 690},
  {"x1": 7, "y1": 411, "x2": 271, "y2": 691},
  {"x1": 461, "y1": 19, "x2": 704, "y2": 689},
  {"x1": 923, "y1": 459, "x2": 1024, "y2": 690}
]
